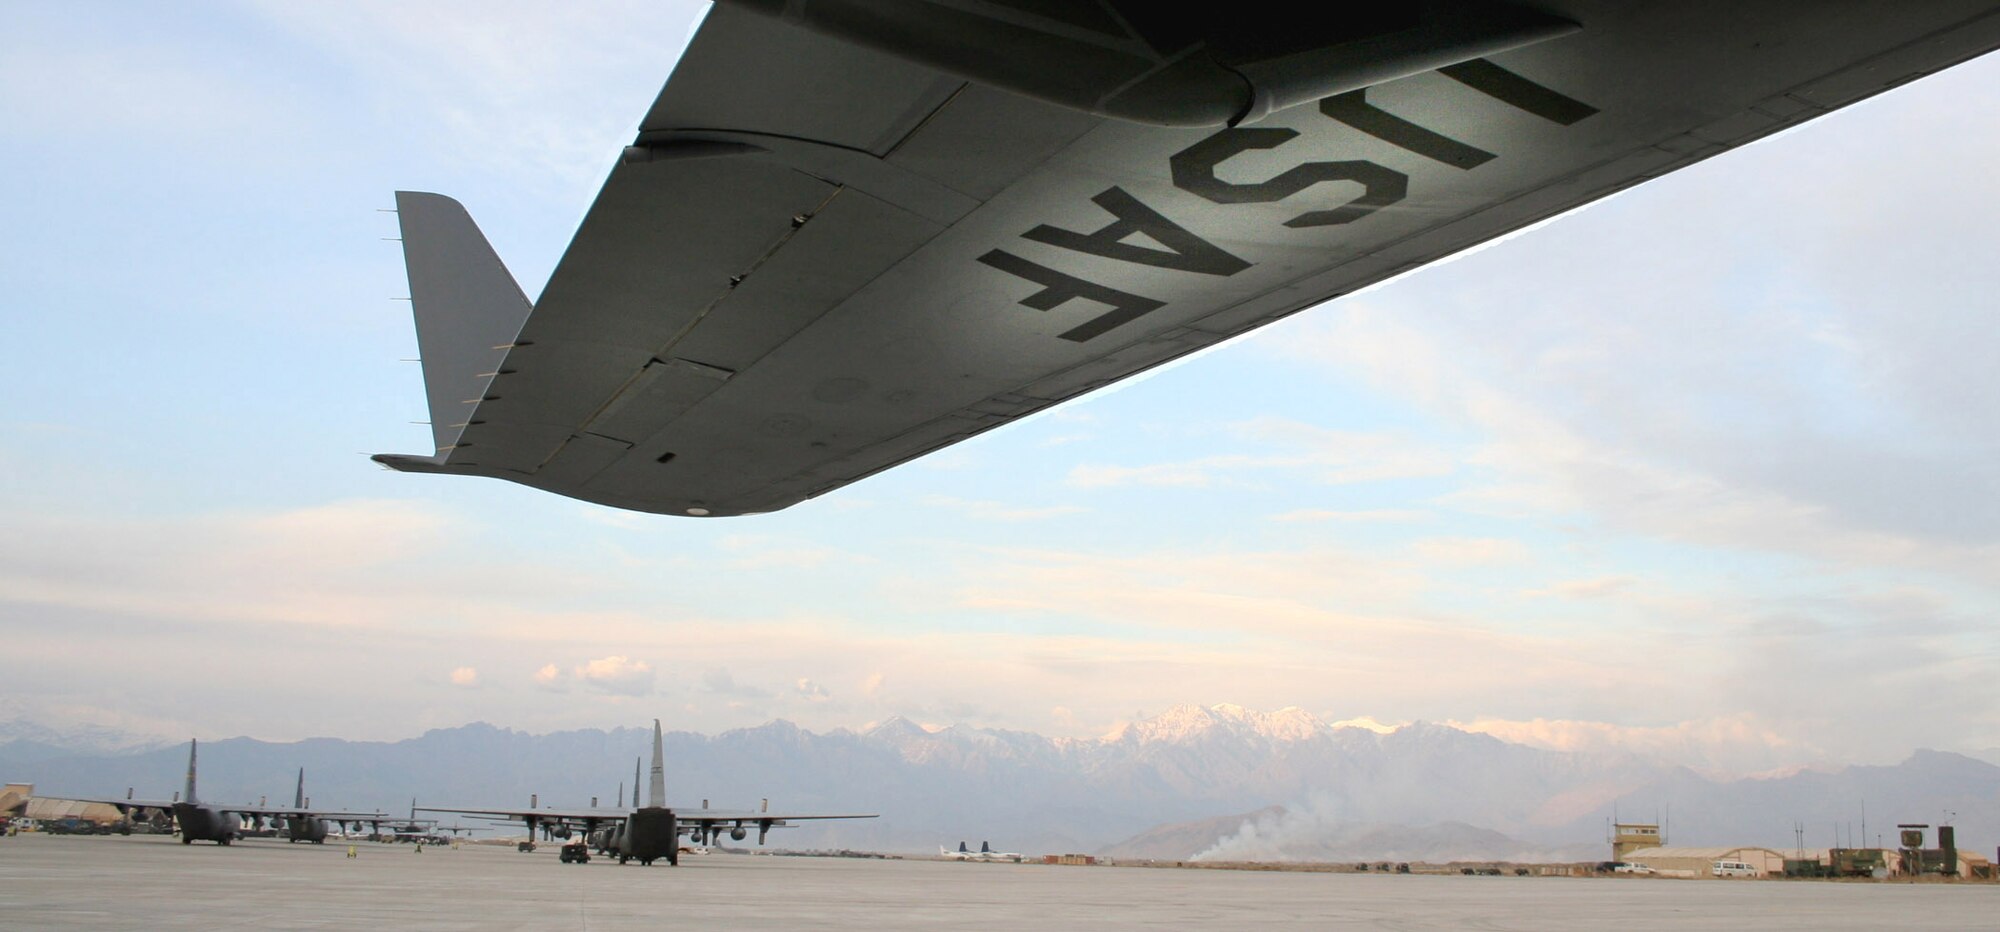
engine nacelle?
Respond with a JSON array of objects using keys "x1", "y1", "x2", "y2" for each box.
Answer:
[{"x1": 730, "y1": 827, "x2": 747, "y2": 841}]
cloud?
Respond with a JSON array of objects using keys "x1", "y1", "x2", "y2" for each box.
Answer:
[
  {"x1": 1066, "y1": 417, "x2": 1452, "y2": 490},
  {"x1": 1522, "y1": 577, "x2": 1638, "y2": 600},
  {"x1": 794, "y1": 678, "x2": 831, "y2": 703},
  {"x1": 1446, "y1": 715, "x2": 1816, "y2": 778},
  {"x1": 448, "y1": 667, "x2": 479, "y2": 687},
  {"x1": 860, "y1": 673, "x2": 886, "y2": 696},
  {"x1": 532, "y1": 664, "x2": 564, "y2": 690},
  {"x1": 920, "y1": 495, "x2": 1087, "y2": 521},
  {"x1": 716, "y1": 534, "x2": 872, "y2": 570},
  {"x1": 1263, "y1": 136, "x2": 2000, "y2": 588},
  {"x1": 575, "y1": 655, "x2": 654, "y2": 696},
  {"x1": 1067, "y1": 462, "x2": 1216, "y2": 489},
  {"x1": 1408, "y1": 537, "x2": 1527, "y2": 566},
  {"x1": 1269, "y1": 509, "x2": 1429, "y2": 523},
  {"x1": 241, "y1": 0, "x2": 708, "y2": 191},
  {"x1": 702, "y1": 668, "x2": 771, "y2": 700}
]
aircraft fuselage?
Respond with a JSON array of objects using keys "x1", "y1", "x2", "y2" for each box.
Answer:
[
  {"x1": 614, "y1": 807, "x2": 679, "y2": 866},
  {"x1": 172, "y1": 803, "x2": 237, "y2": 845},
  {"x1": 285, "y1": 816, "x2": 329, "y2": 843}
]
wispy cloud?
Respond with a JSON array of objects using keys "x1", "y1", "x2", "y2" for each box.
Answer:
[
  {"x1": 702, "y1": 668, "x2": 772, "y2": 700},
  {"x1": 242, "y1": 0, "x2": 707, "y2": 191},
  {"x1": 1269, "y1": 509, "x2": 1430, "y2": 523},
  {"x1": 1408, "y1": 537, "x2": 1527, "y2": 566},
  {"x1": 1066, "y1": 416, "x2": 1453, "y2": 490},
  {"x1": 576, "y1": 655, "x2": 654, "y2": 696},
  {"x1": 920, "y1": 495, "x2": 1086, "y2": 522},
  {"x1": 1446, "y1": 715, "x2": 1818, "y2": 778}
]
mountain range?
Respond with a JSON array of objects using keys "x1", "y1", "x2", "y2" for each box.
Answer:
[{"x1": 4, "y1": 705, "x2": 1993, "y2": 862}]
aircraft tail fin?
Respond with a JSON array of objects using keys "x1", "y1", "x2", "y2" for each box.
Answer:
[
  {"x1": 295, "y1": 768, "x2": 306, "y2": 809},
  {"x1": 648, "y1": 719, "x2": 667, "y2": 808},
  {"x1": 374, "y1": 191, "x2": 533, "y2": 471},
  {"x1": 184, "y1": 740, "x2": 199, "y2": 804},
  {"x1": 981, "y1": 841, "x2": 991, "y2": 853},
  {"x1": 959, "y1": 841, "x2": 969, "y2": 853}
]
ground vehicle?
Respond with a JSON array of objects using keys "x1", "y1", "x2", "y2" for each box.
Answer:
[
  {"x1": 1613, "y1": 862, "x2": 1655, "y2": 875},
  {"x1": 1712, "y1": 860, "x2": 1758, "y2": 878},
  {"x1": 559, "y1": 839, "x2": 591, "y2": 864}
]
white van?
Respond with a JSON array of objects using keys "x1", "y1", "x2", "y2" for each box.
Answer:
[{"x1": 1712, "y1": 860, "x2": 1758, "y2": 878}]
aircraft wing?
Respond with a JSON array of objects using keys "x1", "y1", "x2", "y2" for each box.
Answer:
[
  {"x1": 678, "y1": 808, "x2": 875, "y2": 845},
  {"x1": 678, "y1": 809, "x2": 877, "y2": 823},
  {"x1": 416, "y1": 805, "x2": 630, "y2": 824},
  {"x1": 74, "y1": 797, "x2": 178, "y2": 812},
  {"x1": 226, "y1": 805, "x2": 394, "y2": 821},
  {"x1": 377, "y1": 2, "x2": 2000, "y2": 517},
  {"x1": 60, "y1": 798, "x2": 388, "y2": 823}
]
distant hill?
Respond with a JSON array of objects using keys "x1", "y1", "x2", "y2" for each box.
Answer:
[
  {"x1": 1099, "y1": 806, "x2": 1286, "y2": 861},
  {"x1": 5, "y1": 705, "x2": 1994, "y2": 858}
]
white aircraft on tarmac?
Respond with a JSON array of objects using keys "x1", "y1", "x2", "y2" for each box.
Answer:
[{"x1": 942, "y1": 840, "x2": 1025, "y2": 863}]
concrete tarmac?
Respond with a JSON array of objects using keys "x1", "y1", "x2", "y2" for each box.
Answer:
[{"x1": 1, "y1": 833, "x2": 1993, "y2": 929}]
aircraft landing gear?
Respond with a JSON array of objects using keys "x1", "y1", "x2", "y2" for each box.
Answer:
[{"x1": 181, "y1": 836, "x2": 193, "y2": 845}]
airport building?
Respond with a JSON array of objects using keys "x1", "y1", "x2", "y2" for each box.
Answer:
[
  {"x1": 2, "y1": 783, "x2": 29, "y2": 817},
  {"x1": 3, "y1": 782, "x2": 149, "y2": 828},
  {"x1": 1622, "y1": 846, "x2": 1787, "y2": 877},
  {"x1": 1610, "y1": 822, "x2": 1663, "y2": 860}
]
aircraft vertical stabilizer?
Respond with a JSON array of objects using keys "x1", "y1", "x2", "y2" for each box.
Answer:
[
  {"x1": 376, "y1": 191, "x2": 533, "y2": 470},
  {"x1": 648, "y1": 719, "x2": 667, "y2": 808},
  {"x1": 183, "y1": 739, "x2": 199, "y2": 804}
]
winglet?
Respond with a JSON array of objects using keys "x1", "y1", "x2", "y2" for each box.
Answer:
[{"x1": 380, "y1": 191, "x2": 533, "y2": 465}]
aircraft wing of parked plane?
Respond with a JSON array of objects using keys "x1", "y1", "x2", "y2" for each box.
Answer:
[
  {"x1": 375, "y1": 2, "x2": 2000, "y2": 517},
  {"x1": 422, "y1": 804, "x2": 873, "y2": 830},
  {"x1": 70, "y1": 743, "x2": 390, "y2": 844},
  {"x1": 417, "y1": 719, "x2": 873, "y2": 863}
]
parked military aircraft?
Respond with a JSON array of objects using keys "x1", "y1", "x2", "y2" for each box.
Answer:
[
  {"x1": 942, "y1": 841, "x2": 1026, "y2": 863},
  {"x1": 420, "y1": 719, "x2": 873, "y2": 866},
  {"x1": 374, "y1": 2, "x2": 2000, "y2": 517},
  {"x1": 75, "y1": 741, "x2": 387, "y2": 845}
]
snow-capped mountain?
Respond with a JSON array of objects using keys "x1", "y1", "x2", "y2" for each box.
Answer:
[{"x1": 0, "y1": 720, "x2": 173, "y2": 762}]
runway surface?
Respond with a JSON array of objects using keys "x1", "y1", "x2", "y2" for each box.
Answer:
[{"x1": 1, "y1": 833, "x2": 1992, "y2": 929}]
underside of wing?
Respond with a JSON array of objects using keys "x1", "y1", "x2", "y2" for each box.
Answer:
[
  {"x1": 416, "y1": 805, "x2": 628, "y2": 823},
  {"x1": 680, "y1": 810, "x2": 876, "y2": 822},
  {"x1": 80, "y1": 797, "x2": 176, "y2": 811},
  {"x1": 229, "y1": 805, "x2": 389, "y2": 820},
  {"x1": 376, "y1": 1, "x2": 2000, "y2": 516}
]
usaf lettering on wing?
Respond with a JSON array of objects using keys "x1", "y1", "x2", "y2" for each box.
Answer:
[{"x1": 978, "y1": 58, "x2": 1599, "y2": 341}]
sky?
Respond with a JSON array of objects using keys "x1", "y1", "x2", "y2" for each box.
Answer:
[{"x1": 3, "y1": 1, "x2": 1997, "y2": 778}]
